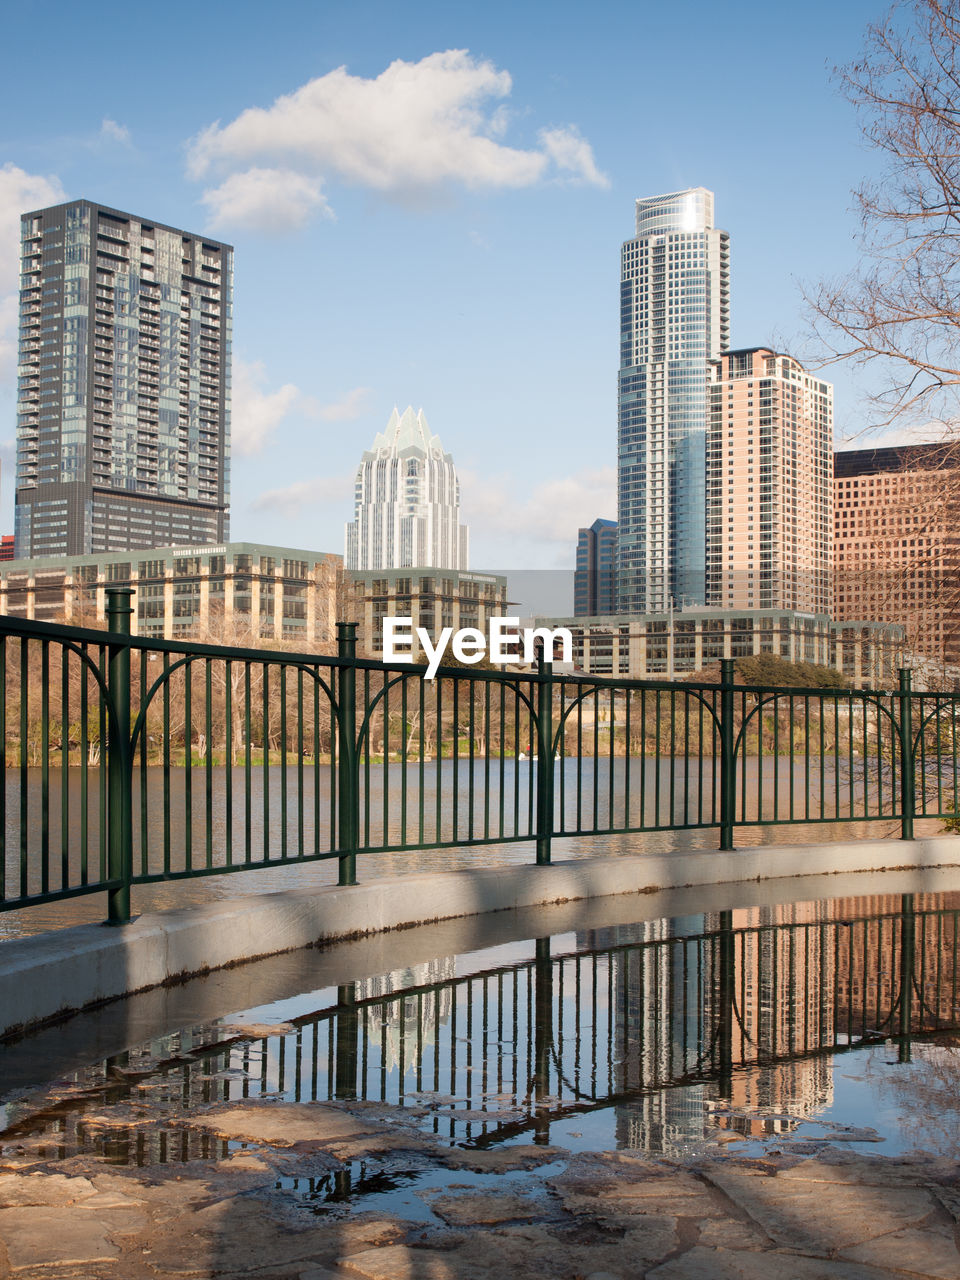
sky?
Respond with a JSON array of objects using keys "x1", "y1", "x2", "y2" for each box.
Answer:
[{"x1": 0, "y1": 0, "x2": 905, "y2": 572}]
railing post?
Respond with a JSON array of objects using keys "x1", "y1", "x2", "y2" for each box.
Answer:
[
  {"x1": 535, "y1": 652, "x2": 554, "y2": 865},
  {"x1": 719, "y1": 656, "x2": 736, "y2": 852},
  {"x1": 337, "y1": 622, "x2": 359, "y2": 886},
  {"x1": 899, "y1": 667, "x2": 915, "y2": 841},
  {"x1": 105, "y1": 587, "x2": 134, "y2": 926}
]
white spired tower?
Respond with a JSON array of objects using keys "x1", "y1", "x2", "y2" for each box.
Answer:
[{"x1": 345, "y1": 407, "x2": 469, "y2": 571}]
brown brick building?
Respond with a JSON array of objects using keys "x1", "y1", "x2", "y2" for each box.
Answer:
[{"x1": 833, "y1": 444, "x2": 960, "y2": 668}]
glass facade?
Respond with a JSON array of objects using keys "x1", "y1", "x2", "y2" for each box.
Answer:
[
  {"x1": 574, "y1": 517, "x2": 618, "y2": 615},
  {"x1": 15, "y1": 201, "x2": 232, "y2": 558},
  {"x1": 617, "y1": 188, "x2": 730, "y2": 613}
]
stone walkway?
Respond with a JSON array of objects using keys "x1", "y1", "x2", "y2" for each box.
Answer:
[{"x1": 1, "y1": 1097, "x2": 958, "y2": 1279}]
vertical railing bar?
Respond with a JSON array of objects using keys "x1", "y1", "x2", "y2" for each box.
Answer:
[
  {"x1": 225, "y1": 661, "x2": 233, "y2": 867},
  {"x1": 138, "y1": 649, "x2": 148, "y2": 875},
  {"x1": 98, "y1": 646, "x2": 108, "y2": 883},
  {"x1": 483, "y1": 679, "x2": 491, "y2": 840},
  {"x1": 419, "y1": 676, "x2": 426, "y2": 847},
  {"x1": 528, "y1": 678, "x2": 536, "y2": 837},
  {"x1": 739, "y1": 690, "x2": 748, "y2": 823},
  {"x1": 19, "y1": 640, "x2": 29, "y2": 898},
  {"x1": 297, "y1": 668, "x2": 305, "y2": 856},
  {"x1": 589, "y1": 686, "x2": 598, "y2": 832},
  {"x1": 803, "y1": 695, "x2": 811, "y2": 821},
  {"x1": 383, "y1": 674, "x2": 390, "y2": 847},
  {"x1": 205, "y1": 659, "x2": 214, "y2": 868},
  {"x1": 40, "y1": 640, "x2": 49, "y2": 894},
  {"x1": 364, "y1": 669, "x2": 372, "y2": 848},
  {"x1": 400, "y1": 676, "x2": 408, "y2": 846},
  {"x1": 184, "y1": 660, "x2": 193, "y2": 871},
  {"x1": 262, "y1": 664, "x2": 270, "y2": 862},
  {"x1": 513, "y1": 683, "x2": 520, "y2": 838},
  {"x1": 312, "y1": 670, "x2": 320, "y2": 856},
  {"x1": 668, "y1": 686, "x2": 676, "y2": 829},
  {"x1": 280, "y1": 665, "x2": 288, "y2": 855},
  {"x1": 60, "y1": 644, "x2": 70, "y2": 890},
  {"x1": 576, "y1": 685, "x2": 584, "y2": 833},
  {"x1": 162, "y1": 653, "x2": 171, "y2": 874},
  {"x1": 789, "y1": 693, "x2": 796, "y2": 822},
  {"x1": 468, "y1": 678, "x2": 476, "y2": 841},
  {"x1": 452, "y1": 676, "x2": 460, "y2": 844},
  {"x1": 624, "y1": 686, "x2": 632, "y2": 829},
  {"x1": 682, "y1": 687, "x2": 690, "y2": 829},
  {"x1": 0, "y1": 636, "x2": 6, "y2": 901},
  {"x1": 653, "y1": 688, "x2": 661, "y2": 829},
  {"x1": 280, "y1": 665, "x2": 288, "y2": 859},
  {"x1": 244, "y1": 663, "x2": 252, "y2": 864},
  {"x1": 608, "y1": 686, "x2": 616, "y2": 830},
  {"x1": 79, "y1": 643, "x2": 88, "y2": 886},
  {"x1": 639, "y1": 689, "x2": 646, "y2": 830}
]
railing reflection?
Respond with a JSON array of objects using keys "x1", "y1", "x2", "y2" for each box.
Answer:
[{"x1": 7, "y1": 893, "x2": 960, "y2": 1164}]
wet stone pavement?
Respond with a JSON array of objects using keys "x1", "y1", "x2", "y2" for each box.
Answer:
[{"x1": 1, "y1": 1091, "x2": 959, "y2": 1279}]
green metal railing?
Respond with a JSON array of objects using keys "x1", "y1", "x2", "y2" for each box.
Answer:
[{"x1": 2, "y1": 590, "x2": 960, "y2": 924}]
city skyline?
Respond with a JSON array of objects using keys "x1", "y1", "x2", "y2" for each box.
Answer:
[{"x1": 0, "y1": 0, "x2": 918, "y2": 569}]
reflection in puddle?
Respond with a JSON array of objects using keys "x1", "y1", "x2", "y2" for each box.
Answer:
[{"x1": 5, "y1": 887, "x2": 960, "y2": 1187}]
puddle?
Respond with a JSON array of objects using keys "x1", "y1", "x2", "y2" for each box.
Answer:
[{"x1": 4, "y1": 884, "x2": 960, "y2": 1220}]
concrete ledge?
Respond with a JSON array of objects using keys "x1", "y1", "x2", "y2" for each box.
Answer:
[{"x1": 3, "y1": 834, "x2": 960, "y2": 1040}]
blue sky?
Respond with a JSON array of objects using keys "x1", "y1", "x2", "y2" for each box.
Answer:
[{"x1": 0, "y1": 0, "x2": 897, "y2": 568}]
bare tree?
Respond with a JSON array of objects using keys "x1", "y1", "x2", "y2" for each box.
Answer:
[{"x1": 811, "y1": 0, "x2": 960, "y2": 423}]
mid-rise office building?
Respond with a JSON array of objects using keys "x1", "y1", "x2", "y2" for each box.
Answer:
[
  {"x1": 350, "y1": 567, "x2": 508, "y2": 658},
  {"x1": 546, "y1": 608, "x2": 901, "y2": 688},
  {"x1": 15, "y1": 200, "x2": 232, "y2": 558},
  {"x1": 834, "y1": 444, "x2": 960, "y2": 666},
  {"x1": 707, "y1": 349, "x2": 832, "y2": 613},
  {"x1": 618, "y1": 188, "x2": 730, "y2": 613},
  {"x1": 574, "y1": 517, "x2": 617, "y2": 616},
  {"x1": 0, "y1": 543, "x2": 338, "y2": 643},
  {"x1": 345, "y1": 406, "x2": 468, "y2": 572}
]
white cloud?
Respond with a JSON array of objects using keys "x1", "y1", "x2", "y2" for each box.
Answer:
[
  {"x1": 538, "y1": 126, "x2": 609, "y2": 188},
  {"x1": 253, "y1": 474, "x2": 353, "y2": 513},
  {"x1": 0, "y1": 164, "x2": 65, "y2": 385},
  {"x1": 835, "y1": 421, "x2": 951, "y2": 449},
  {"x1": 0, "y1": 164, "x2": 65, "y2": 294},
  {"x1": 462, "y1": 466, "x2": 616, "y2": 544},
  {"x1": 232, "y1": 359, "x2": 370, "y2": 452},
  {"x1": 100, "y1": 118, "x2": 131, "y2": 145},
  {"x1": 188, "y1": 50, "x2": 606, "y2": 227},
  {"x1": 201, "y1": 167, "x2": 332, "y2": 231},
  {"x1": 304, "y1": 386, "x2": 370, "y2": 422},
  {"x1": 232, "y1": 359, "x2": 300, "y2": 455}
]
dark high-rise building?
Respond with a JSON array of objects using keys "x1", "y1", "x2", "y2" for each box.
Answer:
[
  {"x1": 15, "y1": 200, "x2": 232, "y2": 558},
  {"x1": 574, "y1": 517, "x2": 617, "y2": 615}
]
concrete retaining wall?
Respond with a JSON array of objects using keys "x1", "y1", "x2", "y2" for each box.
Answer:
[{"x1": 3, "y1": 834, "x2": 960, "y2": 1040}]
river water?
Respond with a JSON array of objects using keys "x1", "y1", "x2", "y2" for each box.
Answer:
[{"x1": 0, "y1": 757, "x2": 919, "y2": 938}]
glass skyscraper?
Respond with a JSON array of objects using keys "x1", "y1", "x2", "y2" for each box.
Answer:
[
  {"x1": 617, "y1": 188, "x2": 729, "y2": 613},
  {"x1": 15, "y1": 200, "x2": 232, "y2": 557}
]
